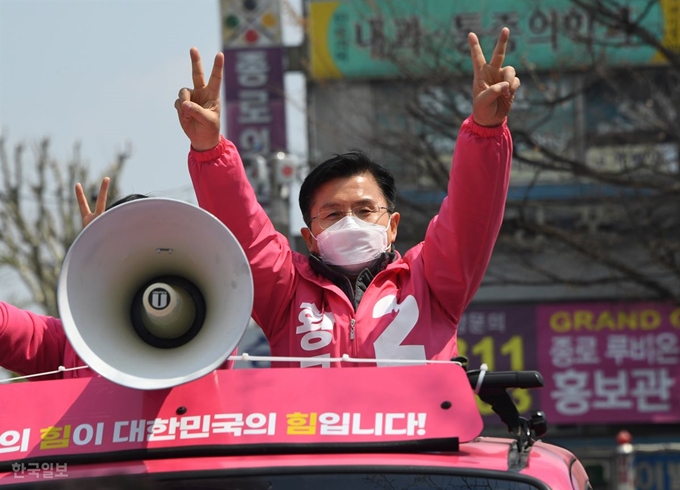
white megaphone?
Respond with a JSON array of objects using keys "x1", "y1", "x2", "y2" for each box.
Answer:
[{"x1": 57, "y1": 198, "x2": 253, "y2": 390}]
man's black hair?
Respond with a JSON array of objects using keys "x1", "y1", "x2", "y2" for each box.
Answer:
[
  {"x1": 106, "y1": 193, "x2": 149, "y2": 211},
  {"x1": 299, "y1": 150, "x2": 396, "y2": 226}
]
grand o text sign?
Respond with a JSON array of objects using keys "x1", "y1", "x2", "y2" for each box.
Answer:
[
  {"x1": 547, "y1": 306, "x2": 680, "y2": 333},
  {"x1": 537, "y1": 302, "x2": 680, "y2": 424}
]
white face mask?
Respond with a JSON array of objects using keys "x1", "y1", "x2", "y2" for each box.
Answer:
[{"x1": 313, "y1": 215, "x2": 390, "y2": 274}]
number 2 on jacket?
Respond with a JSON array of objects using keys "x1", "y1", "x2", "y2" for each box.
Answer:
[{"x1": 372, "y1": 295, "x2": 426, "y2": 366}]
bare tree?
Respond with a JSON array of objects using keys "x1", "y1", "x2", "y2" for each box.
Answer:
[
  {"x1": 0, "y1": 135, "x2": 130, "y2": 316},
  {"x1": 315, "y1": 0, "x2": 680, "y2": 302}
]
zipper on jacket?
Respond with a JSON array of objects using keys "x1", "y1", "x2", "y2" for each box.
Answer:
[{"x1": 349, "y1": 318, "x2": 357, "y2": 365}]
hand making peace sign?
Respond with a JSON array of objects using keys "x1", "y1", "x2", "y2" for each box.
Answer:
[
  {"x1": 75, "y1": 177, "x2": 110, "y2": 229},
  {"x1": 174, "y1": 31, "x2": 517, "y2": 147},
  {"x1": 174, "y1": 48, "x2": 224, "y2": 152},
  {"x1": 468, "y1": 28, "x2": 520, "y2": 128}
]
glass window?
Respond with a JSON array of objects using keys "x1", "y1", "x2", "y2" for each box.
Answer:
[{"x1": 25, "y1": 472, "x2": 544, "y2": 490}]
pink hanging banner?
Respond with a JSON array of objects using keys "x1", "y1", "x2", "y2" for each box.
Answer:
[{"x1": 536, "y1": 302, "x2": 680, "y2": 424}]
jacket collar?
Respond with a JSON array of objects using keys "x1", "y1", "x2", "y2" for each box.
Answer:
[{"x1": 308, "y1": 252, "x2": 396, "y2": 310}]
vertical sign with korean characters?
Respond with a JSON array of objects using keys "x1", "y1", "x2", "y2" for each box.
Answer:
[
  {"x1": 224, "y1": 46, "x2": 287, "y2": 155},
  {"x1": 458, "y1": 305, "x2": 537, "y2": 424},
  {"x1": 221, "y1": 0, "x2": 287, "y2": 155},
  {"x1": 537, "y1": 302, "x2": 680, "y2": 424}
]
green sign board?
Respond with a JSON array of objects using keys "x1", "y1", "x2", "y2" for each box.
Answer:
[{"x1": 309, "y1": 0, "x2": 678, "y2": 80}]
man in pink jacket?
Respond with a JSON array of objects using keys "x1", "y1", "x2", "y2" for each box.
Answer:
[{"x1": 176, "y1": 29, "x2": 519, "y2": 368}]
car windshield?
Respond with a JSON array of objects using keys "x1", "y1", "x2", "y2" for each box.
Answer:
[
  {"x1": 20, "y1": 473, "x2": 544, "y2": 489},
  {"x1": 173, "y1": 474, "x2": 542, "y2": 489}
]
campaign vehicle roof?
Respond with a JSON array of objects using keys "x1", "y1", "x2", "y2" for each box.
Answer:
[{"x1": 0, "y1": 363, "x2": 591, "y2": 489}]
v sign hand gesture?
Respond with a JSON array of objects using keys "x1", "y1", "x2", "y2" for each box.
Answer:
[
  {"x1": 76, "y1": 177, "x2": 110, "y2": 229},
  {"x1": 174, "y1": 48, "x2": 224, "y2": 152},
  {"x1": 469, "y1": 28, "x2": 520, "y2": 128}
]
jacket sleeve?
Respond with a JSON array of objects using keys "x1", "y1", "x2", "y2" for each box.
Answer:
[
  {"x1": 0, "y1": 301, "x2": 67, "y2": 379},
  {"x1": 422, "y1": 116, "x2": 512, "y2": 323},
  {"x1": 188, "y1": 136, "x2": 296, "y2": 342}
]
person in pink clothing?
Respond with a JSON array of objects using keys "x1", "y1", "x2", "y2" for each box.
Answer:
[
  {"x1": 0, "y1": 178, "x2": 135, "y2": 380},
  {"x1": 176, "y1": 28, "x2": 519, "y2": 368},
  {"x1": 1, "y1": 178, "x2": 240, "y2": 380},
  {"x1": 0, "y1": 182, "x2": 159, "y2": 381}
]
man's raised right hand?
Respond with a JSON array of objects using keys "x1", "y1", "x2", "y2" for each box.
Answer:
[{"x1": 174, "y1": 47, "x2": 224, "y2": 152}]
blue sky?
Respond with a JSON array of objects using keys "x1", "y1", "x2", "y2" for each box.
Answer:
[
  {"x1": 0, "y1": 0, "x2": 305, "y2": 202},
  {"x1": 0, "y1": 0, "x2": 224, "y2": 201},
  {"x1": 0, "y1": 0, "x2": 305, "y2": 305}
]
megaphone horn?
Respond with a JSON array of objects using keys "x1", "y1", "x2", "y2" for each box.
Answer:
[{"x1": 57, "y1": 198, "x2": 254, "y2": 390}]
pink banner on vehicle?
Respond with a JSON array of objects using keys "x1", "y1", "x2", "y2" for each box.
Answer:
[
  {"x1": 536, "y1": 302, "x2": 680, "y2": 424},
  {"x1": 0, "y1": 364, "x2": 481, "y2": 464}
]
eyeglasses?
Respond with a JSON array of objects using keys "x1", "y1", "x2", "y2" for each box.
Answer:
[{"x1": 311, "y1": 205, "x2": 391, "y2": 230}]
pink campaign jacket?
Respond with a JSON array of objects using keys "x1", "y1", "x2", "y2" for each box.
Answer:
[
  {"x1": 0, "y1": 302, "x2": 236, "y2": 380},
  {"x1": 0, "y1": 303, "x2": 91, "y2": 380},
  {"x1": 189, "y1": 116, "x2": 512, "y2": 368}
]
